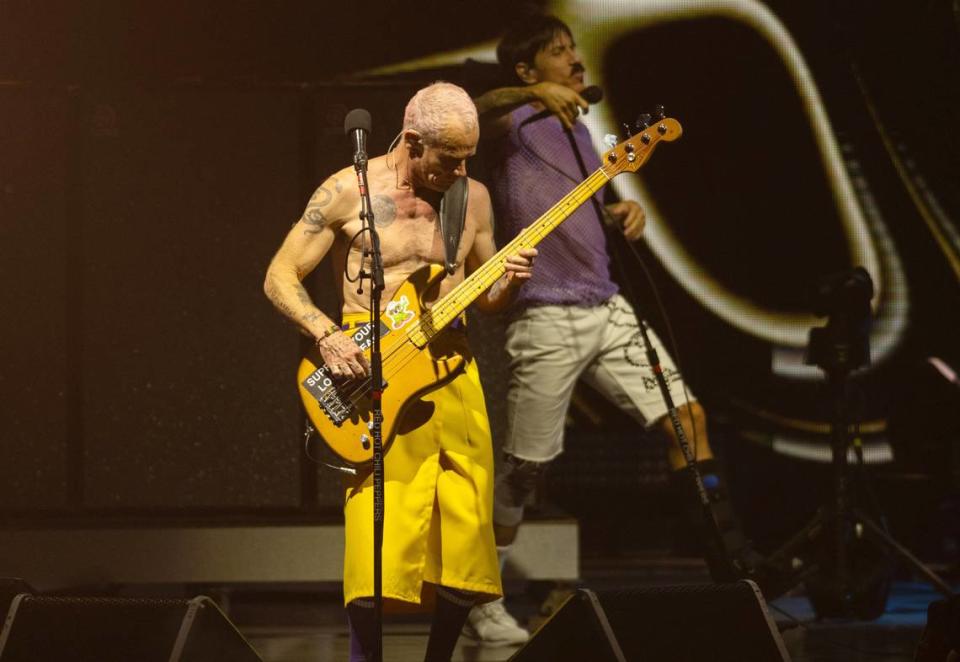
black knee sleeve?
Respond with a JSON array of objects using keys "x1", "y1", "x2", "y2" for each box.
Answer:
[{"x1": 493, "y1": 454, "x2": 547, "y2": 527}]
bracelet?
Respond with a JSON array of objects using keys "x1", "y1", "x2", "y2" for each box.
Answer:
[{"x1": 316, "y1": 324, "x2": 341, "y2": 344}]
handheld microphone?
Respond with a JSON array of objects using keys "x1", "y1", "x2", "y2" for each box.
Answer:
[
  {"x1": 521, "y1": 85, "x2": 604, "y2": 126},
  {"x1": 581, "y1": 85, "x2": 604, "y2": 105},
  {"x1": 344, "y1": 108, "x2": 371, "y2": 170}
]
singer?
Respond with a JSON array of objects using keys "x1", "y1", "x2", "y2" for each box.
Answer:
[
  {"x1": 263, "y1": 82, "x2": 536, "y2": 661},
  {"x1": 464, "y1": 12, "x2": 765, "y2": 644}
]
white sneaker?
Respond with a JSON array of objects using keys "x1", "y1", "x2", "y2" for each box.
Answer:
[{"x1": 462, "y1": 598, "x2": 530, "y2": 645}]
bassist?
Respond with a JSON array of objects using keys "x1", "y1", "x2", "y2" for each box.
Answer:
[{"x1": 263, "y1": 82, "x2": 536, "y2": 662}]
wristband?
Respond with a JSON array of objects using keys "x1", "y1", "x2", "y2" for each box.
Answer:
[{"x1": 316, "y1": 324, "x2": 341, "y2": 343}]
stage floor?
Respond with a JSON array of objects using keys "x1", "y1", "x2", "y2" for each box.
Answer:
[{"x1": 229, "y1": 562, "x2": 949, "y2": 662}]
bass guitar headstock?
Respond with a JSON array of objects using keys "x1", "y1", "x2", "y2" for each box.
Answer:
[{"x1": 600, "y1": 105, "x2": 682, "y2": 176}]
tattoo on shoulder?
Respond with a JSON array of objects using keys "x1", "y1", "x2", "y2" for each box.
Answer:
[
  {"x1": 301, "y1": 185, "x2": 334, "y2": 234},
  {"x1": 310, "y1": 185, "x2": 333, "y2": 207},
  {"x1": 302, "y1": 208, "x2": 328, "y2": 234},
  {"x1": 371, "y1": 194, "x2": 397, "y2": 228}
]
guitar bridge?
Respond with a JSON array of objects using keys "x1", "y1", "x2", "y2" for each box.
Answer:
[{"x1": 301, "y1": 365, "x2": 353, "y2": 425}]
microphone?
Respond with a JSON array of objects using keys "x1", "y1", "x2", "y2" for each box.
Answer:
[
  {"x1": 581, "y1": 85, "x2": 604, "y2": 105},
  {"x1": 521, "y1": 85, "x2": 604, "y2": 126},
  {"x1": 344, "y1": 108, "x2": 371, "y2": 170}
]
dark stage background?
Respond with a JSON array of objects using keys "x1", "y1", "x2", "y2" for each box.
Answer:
[{"x1": 1, "y1": 0, "x2": 959, "y2": 564}]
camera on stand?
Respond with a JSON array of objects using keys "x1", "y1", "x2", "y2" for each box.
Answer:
[
  {"x1": 802, "y1": 267, "x2": 894, "y2": 618},
  {"x1": 805, "y1": 266, "x2": 873, "y2": 377},
  {"x1": 769, "y1": 266, "x2": 953, "y2": 618}
]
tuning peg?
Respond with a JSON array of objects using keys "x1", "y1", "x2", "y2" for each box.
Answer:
[
  {"x1": 622, "y1": 122, "x2": 634, "y2": 138},
  {"x1": 654, "y1": 104, "x2": 666, "y2": 120},
  {"x1": 635, "y1": 113, "x2": 652, "y2": 131},
  {"x1": 603, "y1": 133, "x2": 619, "y2": 149}
]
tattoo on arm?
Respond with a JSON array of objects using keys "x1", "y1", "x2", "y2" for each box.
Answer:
[
  {"x1": 371, "y1": 194, "x2": 397, "y2": 228},
  {"x1": 476, "y1": 87, "x2": 531, "y2": 117},
  {"x1": 294, "y1": 283, "x2": 314, "y2": 309},
  {"x1": 293, "y1": 283, "x2": 326, "y2": 326},
  {"x1": 303, "y1": 208, "x2": 327, "y2": 234},
  {"x1": 265, "y1": 278, "x2": 297, "y2": 320},
  {"x1": 301, "y1": 186, "x2": 333, "y2": 234},
  {"x1": 265, "y1": 274, "x2": 326, "y2": 332}
]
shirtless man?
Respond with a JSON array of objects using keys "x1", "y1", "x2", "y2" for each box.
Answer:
[{"x1": 264, "y1": 82, "x2": 536, "y2": 662}]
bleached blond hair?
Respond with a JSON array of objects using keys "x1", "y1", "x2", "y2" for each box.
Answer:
[{"x1": 402, "y1": 82, "x2": 478, "y2": 146}]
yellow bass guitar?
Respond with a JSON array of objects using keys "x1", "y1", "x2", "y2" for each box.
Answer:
[{"x1": 298, "y1": 119, "x2": 683, "y2": 464}]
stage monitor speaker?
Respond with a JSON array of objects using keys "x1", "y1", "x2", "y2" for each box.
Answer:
[
  {"x1": 0, "y1": 594, "x2": 262, "y2": 662},
  {"x1": 510, "y1": 580, "x2": 790, "y2": 662}
]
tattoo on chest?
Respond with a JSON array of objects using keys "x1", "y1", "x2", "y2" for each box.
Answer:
[{"x1": 371, "y1": 194, "x2": 397, "y2": 228}]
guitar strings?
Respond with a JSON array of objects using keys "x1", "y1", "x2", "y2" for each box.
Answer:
[
  {"x1": 329, "y1": 168, "x2": 613, "y2": 416},
  {"x1": 333, "y1": 167, "x2": 613, "y2": 408}
]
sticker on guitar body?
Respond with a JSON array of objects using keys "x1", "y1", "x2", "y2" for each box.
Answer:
[
  {"x1": 384, "y1": 296, "x2": 415, "y2": 330},
  {"x1": 301, "y1": 320, "x2": 392, "y2": 421}
]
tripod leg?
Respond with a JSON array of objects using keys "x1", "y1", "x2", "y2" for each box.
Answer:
[{"x1": 855, "y1": 510, "x2": 956, "y2": 598}]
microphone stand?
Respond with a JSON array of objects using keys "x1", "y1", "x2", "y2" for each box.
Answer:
[
  {"x1": 352, "y1": 146, "x2": 386, "y2": 662},
  {"x1": 562, "y1": 124, "x2": 737, "y2": 581}
]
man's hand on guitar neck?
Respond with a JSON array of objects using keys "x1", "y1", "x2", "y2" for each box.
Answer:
[
  {"x1": 479, "y1": 247, "x2": 538, "y2": 313},
  {"x1": 317, "y1": 330, "x2": 370, "y2": 380},
  {"x1": 504, "y1": 247, "x2": 538, "y2": 287}
]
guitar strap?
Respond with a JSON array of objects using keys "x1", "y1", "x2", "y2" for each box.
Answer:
[{"x1": 438, "y1": 176, "x2": 468, "y2": 275}]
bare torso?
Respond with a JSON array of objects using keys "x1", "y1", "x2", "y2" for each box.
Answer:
[{"x1": 330, "y1": 154, "x2": 481, "y2": 314}]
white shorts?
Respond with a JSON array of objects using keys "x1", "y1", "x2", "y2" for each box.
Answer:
[{"x1": 503, "y1": 294, "x2": 695, "y2": 462}]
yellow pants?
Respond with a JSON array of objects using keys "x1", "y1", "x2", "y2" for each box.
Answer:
[{"x1": 340, "y1": 316, "x2": 502, "y2": 608}]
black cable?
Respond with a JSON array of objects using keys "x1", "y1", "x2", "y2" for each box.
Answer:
[
  {"x1": 607, "y1": 217, "x2": 701, "y2": 461},
  {"x1": 344, "y1": 226, "x2": 371, "y2": 290}
]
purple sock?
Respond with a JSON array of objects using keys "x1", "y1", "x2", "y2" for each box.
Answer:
[
  {"x1": 347, "y1": 600, "x2": 379, "y2": 661},
  {"x1": 347, "y1": 612, "x2": 367, "y2": 662}
]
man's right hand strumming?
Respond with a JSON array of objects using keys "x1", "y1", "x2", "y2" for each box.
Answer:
[{"x1": 317, "y1": 330, "x2": 370, "y2": 380}]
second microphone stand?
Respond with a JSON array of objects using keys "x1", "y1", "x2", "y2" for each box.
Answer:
[{"x1": 563, "y1": 121, "x2": 738, "y2": 582}]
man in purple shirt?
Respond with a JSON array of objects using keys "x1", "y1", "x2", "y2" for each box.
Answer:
[{"x1": 464, "y1": 13, "x2": 761, "y2": 644}]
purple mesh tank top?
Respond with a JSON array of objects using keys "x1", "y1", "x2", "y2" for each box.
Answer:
[{"x1": 488, "y1": 104, "x2": 618, "y2": 310}]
